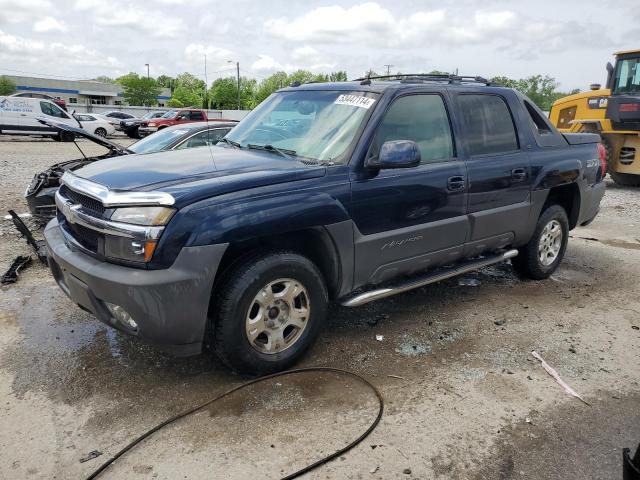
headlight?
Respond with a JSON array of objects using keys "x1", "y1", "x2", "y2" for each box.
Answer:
[
  {"x1": 111, "y1": 206, "x2": 175, "y2": 226},
  {"x1": 148, "y1": 122, "x2": 156, "y2": 127}
]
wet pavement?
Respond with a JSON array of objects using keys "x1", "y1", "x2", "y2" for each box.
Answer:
[{"x1": 1, "y1": 138, "x2": 639, "y2": 479}]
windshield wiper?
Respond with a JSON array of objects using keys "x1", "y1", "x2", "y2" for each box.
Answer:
[
  {"x1": 219, "y1": 137, "x2": 241, "y2": 149},
  {"x1": 247, "y1": 143, "x2": 296, "y2": 160}
]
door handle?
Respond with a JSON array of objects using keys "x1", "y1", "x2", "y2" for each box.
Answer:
[
  {"x1": 511, "y1": 168, "x2": 527, "y2": 181},
  {"x1": 447, "y1": 176, "x2": 466, "y2": 191}
]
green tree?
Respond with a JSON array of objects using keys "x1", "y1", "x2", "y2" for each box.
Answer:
[
  {"x1": 209, "y1": 76, "x2": 256, "y2": 110},
  {"x1": 0, "y1": 76, "x2": 16, "y2": 95},
  {"x1": 166, "y1": 97, "x2": 184, "y2": 108},
  {"x1": 95, "y1": 75, "x2": 116, "y2": 84},
  {"x1": 170, "y1": 72, "x2": 206, "y2": 107},
  {"x1": 490, "y1": 74, "x2": 577, "y2": 111},
  {"x1": 156, "y1": 75, "x2": 175, "y2": 91},
  {"x1": 254, "y1": 71, "x2": 289, "y2": 104},
  {"x1": 329, "y1": 71, "x2": 348, "y2": 82},
  {"x1": 117, "y1": 73, "x2": 161, "y2": 106}
]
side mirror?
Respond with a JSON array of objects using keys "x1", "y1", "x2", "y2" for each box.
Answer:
[{"x1": 367, "y1": 140, "x2": 421, "y2": 169}]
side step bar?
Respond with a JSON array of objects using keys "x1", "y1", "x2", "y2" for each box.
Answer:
[{"x1": 340, "y1": 249, "x2": 518, "y2": 307}]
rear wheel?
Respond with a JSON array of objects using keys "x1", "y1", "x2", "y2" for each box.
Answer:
[
  {"x1": 512, "y1": 205, "x2": 569, "y2": 280},
  {"x1": 212, "y1": 251, "x2": 328, "y2": 375},
  {"x1": 58, "y1": 131, "x2": 75, "y2": 142},
  {"x1": 94, "y1": 127, "x2": 107, "y2": 137},
  {"x1": 609, "y1": 171, "x2": 640, "y2": 187}
]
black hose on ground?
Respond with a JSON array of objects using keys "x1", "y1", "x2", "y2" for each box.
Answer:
[{"x1": 86, "y1": 367, "x2": 384, "y2": 479}]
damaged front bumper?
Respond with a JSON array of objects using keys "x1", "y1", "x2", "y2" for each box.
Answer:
[{"x1": 44, "y1": 218, "x2": 227, "y2": 356}]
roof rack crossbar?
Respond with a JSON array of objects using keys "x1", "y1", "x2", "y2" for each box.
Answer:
[{"x1": 353, "y1": 73, "x2": 491, "y2": 86}]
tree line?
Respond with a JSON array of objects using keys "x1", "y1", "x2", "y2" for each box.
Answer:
[{"x1": 0, "y1": 71, "x2": 580, "y2": 112}]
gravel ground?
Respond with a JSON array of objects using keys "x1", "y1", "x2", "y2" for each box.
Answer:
[{"x1": 0, "y1": 137, "x2": 639, "y2": 479}]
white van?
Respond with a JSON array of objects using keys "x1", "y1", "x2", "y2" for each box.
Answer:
[{"x1": 0, "y1": 96, "x2": 81, "y2": 141}]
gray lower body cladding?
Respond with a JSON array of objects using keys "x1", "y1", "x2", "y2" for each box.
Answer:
[{"x1": 44, "y1": 218, "x2": 227, "y2": 356}]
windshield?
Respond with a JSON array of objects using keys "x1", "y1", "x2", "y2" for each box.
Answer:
[
  {"x1": 225, "y1": 90, "x2": 378, "y2": 163},
  {"x1": 161, "y1": 110, "x2": 178, "y2": 119},
  {"x1": 613, "y1": 57, "x2": 640, "y2": 94},
  {"x1": 141, "y1": 111, "x2": 159, "y2": 119},
  {"x1": 129, "y1": 127, "x2": 191, "y2": 154}
]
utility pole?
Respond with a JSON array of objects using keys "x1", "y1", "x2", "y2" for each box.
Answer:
[
  {"x1": 236, "y1": 61, "x2": 240, "y2": 110},
  {"x1": 144, "y1": 63, "x2": 150, "y2": 108},
  {"x1": 228, "y1": 60, "x2": 240, "y2": 110},
  {"x1": 384, "y1": 64, "x2": 394, "y2": 76},
  {"x1": 203, "y1": 54, "x2": 208, "y2": 109}
]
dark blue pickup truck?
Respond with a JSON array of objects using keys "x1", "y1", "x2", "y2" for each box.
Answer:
[{"x1": 44, "y1": 75, "x2": 606, "y2": 374}]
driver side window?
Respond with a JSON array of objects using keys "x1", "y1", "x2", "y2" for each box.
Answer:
[
  {"x1": 370, "y1": 94, "x2": 454, "y2": 164},
  {"x1": 40, "y1": 101, "x2": 69, "y2": 119}
]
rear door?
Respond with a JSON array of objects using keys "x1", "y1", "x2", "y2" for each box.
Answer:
[
  {"x1": 189, "y1": 110, "x2": 206, "y2": 123},
  {"x1": 349, "y1": 92, "x2": 469, "y2": 286},
  {"x1": 452, "y1": 92, "x2": 532, "y2": 255}
]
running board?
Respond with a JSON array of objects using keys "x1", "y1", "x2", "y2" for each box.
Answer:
[{"x1": 340, "y1": 249, "x2": 518, "y2": 307}]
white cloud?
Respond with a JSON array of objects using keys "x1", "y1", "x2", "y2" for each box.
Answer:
[
  {"x1": 0, "y1": 29, "x2": 120, "y2": 69},
  {"x1": 263, "y1": 3, "x2": 608, "y2": 54},
  {"x1": 33, "y1": 16, "x2": 67, "y2": 33},
  {"x1": 251, "y1": 53, "x2": 335, "y2": 73}
]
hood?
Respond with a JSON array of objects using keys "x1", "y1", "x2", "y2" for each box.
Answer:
[
  {"x1": 73, "y1": 145, "x2": 326, "y2": 203},
  {"x1": 36, "y1": 117, "x2": 133, "y2": 155}
]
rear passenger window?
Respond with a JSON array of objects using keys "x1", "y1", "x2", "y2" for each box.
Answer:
[
  {"x1": 371, "y1": 94, "x2": 454, "y2": 164},
  {"x1": 190, "y1": 111, "x2": 205, "y2": 121},
  {"x1": 524, "y1": 100, "x2": 552, "y2": 135},
  {"x1": 457, "y1": 94, "x2": 518, "y2": 156}
]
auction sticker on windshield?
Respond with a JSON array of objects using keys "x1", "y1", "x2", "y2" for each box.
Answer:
[{"x1": 334, "y1": 94, "x2": 376, "y2": 109}]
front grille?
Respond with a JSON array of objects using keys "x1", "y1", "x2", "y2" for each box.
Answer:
[
  {"x1": 62, "y1": 220, "x2": 102, "y2": 253},
  {"x1": 59, "y1": 184, "x2": 105, "y2": 215}
]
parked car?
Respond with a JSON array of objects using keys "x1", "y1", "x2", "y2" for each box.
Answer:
[
  {"x1": 138, "y1": 108, "x2": 223, "y2": 136},
  {"x1": 73, "y1": 113, "x2": 114, "y2": 137},
  {"x1": 25, "y1": 119, "x2": 236, "y2": 219},
  {"x1": 44, "y1": 75, "x2": 606, "y2": 374},
  {"x1": 0, "y1": 96, "x2": 79, "y2": 141},
  {"x1": 97, "y1": 111, "x2": 138, "y2": 128},
  {"x1": 11, "y1": 92, "x2": 67, "y2": 110},
  {"x1": 119, "y1": 111, "x2": 164, "y2": 138}
]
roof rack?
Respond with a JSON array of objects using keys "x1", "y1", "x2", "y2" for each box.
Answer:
[{"x1": 353, "y1": 74, "x2": 491, "y2": 86}]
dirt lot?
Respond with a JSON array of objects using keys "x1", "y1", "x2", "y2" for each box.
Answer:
[{"x1": 0, "y1": 136, "x2": 639, "y2": 479}]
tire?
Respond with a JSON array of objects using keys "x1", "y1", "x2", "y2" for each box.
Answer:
[
  {"x1": 609, "y1": 171, "x2": 640, "y2": 187},
  {"x1": 94, "y1": 127, "x2": 107, "y2": 137},
  {"x1": 59, "y1": 131, "x2": 75, "y2": 142},
  {"x1": 212, "y1": 251, "x2": 328, "y2": 375},
  {"x1": 512, "y1": 205, "x2": 569, "y2": 280}
]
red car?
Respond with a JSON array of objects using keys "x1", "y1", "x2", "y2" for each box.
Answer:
[
  {"x1": 11, "y1": 92, "x2": 67, "y2": 111},
  {"x1": 138, "y1": 108, "x2": 212, "y2": 136}
]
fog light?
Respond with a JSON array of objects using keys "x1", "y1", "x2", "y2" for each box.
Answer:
[{"x1": 105, "y1": 302, "x2": 138, "y2": 330}]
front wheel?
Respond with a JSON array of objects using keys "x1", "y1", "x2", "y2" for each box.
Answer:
[
  {"x1": 512, "y1": 205, "x2": 569, "y2": 280},
  {"x1": 212, "y1": 251, "x2": 328, "y2": 375},
  {"x1": 94, "y1": 127, "x2": 107, "y2": 137}
]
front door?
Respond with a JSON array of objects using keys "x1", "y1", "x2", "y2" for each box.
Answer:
[
  {"x1": 452, "y1": 92, "x2": 532, "y2": 255},
  {"x1": 350, "y1": 92, "x2": 469, "y2": 287}
]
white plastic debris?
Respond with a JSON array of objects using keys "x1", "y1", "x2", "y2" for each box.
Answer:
[
  {"x1": 3, "y1": 212, "x2": 31, "y2": 220},
  {"x1": 375, "y1": 335, "x2": 384, "y2": 342},
  {"x1": 531, "y1": 351, "x2": 589, "y2": 405}
]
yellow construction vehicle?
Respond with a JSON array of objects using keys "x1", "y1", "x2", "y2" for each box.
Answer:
[{"x1": 549, "y1": 49, "x2": 640, "y2": 186}]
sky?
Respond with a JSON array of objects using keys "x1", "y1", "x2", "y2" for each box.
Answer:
[{"x1": 0, "y1": 0, "x2": 638, "y2": 90}]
